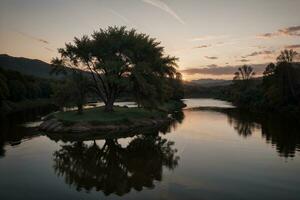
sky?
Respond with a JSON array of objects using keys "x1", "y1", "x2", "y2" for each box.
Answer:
[{"x1": 1, "y1": 0, "x2": 300, "y2": 80}]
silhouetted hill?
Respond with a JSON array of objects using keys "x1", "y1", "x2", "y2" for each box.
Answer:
[
  {"x1": 0, "y1": 54, "x2": 54, "y2": 78},
  {"x1": 187, "y1": 79, "x2": 232, "y2": 87}
]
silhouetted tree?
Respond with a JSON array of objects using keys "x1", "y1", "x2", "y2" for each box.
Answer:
[
  {"x1": 0, "y1": 73, "x2": 9, "y2": 107},
  {"x1": 262, "y1": 50, "x2": 300, "y2": 108},
  {"x1": 52, "y1": 26, "x2": 180, "y2": 111},
  {"x1": 276, "y1": 49, "x2": 298, "y2": 63},
  {"x1": 231, "y1": 65, "x2": 261, "y2": 107},
  {"x1": 233, "y1": 65, "x2": 255, "y2": 81}
]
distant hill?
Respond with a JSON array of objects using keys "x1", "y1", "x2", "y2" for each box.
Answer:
[
  {"x1": 186, "y1": 79, "x2": 232, "y2": 87},
  {"x1": 0, "y1": 54, "x2": 54, "y2": 78}
]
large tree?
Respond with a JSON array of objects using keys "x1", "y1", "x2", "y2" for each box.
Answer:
[
  {"x1": 262, "y1": 49, "x2": 300, "y2": 106},
  {"x1": 52, "y1": 26, "x2": 179, "y2": 112}
]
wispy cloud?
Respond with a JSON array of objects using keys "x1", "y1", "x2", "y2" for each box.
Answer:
[
  {"x1": 106, "y1": 8, "x2": 130, "y2": 23},
  {"x1": 194, "y1": 44, "x2": 211, "y2": 49},
  {"x1": 207, "y1": 64, "x2": 218, "y2": 68},
  {"x1": 181, "y1": 64, "x2": 267, "y2": 76},
  {"x1": 205, "y1": 56, "x2": 218, "y2": 60},
  {"x1": 142, "y1": 0, "x2": 185, "y2": 24},
  {"x1": 242, "y1": 50, "x2": 274, "y2": 58},
  {"x1": 278, "y1": 25, "x2": 300, "y2": 36},
  {"x1": 238, "y1": 59, "x2": 250, "y2": 62},
  {"x1": 15, "y1": 31, "x2": 49, "y2": 44},
  {"x1": 257, "y1": 25, "x2": 300, "y2": 38},
  {"x1": 44, "y1": 47, "x2": 54, "y2": 52},
  {"x1": 189, "y1": 35, "x2": 228, "y2": 42},
  {"x1": 284, "y1": 44, "x2": 300, "y2": 49}
]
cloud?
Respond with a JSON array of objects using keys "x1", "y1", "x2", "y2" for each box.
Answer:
[
  {"x1": 181, "y1": 64, "x2": 267, "y2": 76},
  {"x1": 189, "y1": 35, "x2": 228, "y2": 41},
  {"x1": 16, "y1": 31, "x2": 49, "y2": 44},
  {"x1": 257, "y1": 25, "x2": 300, "y2": 38},
  {"x1": 257, "y1": 33, "x2": 276, "y2": 39},
  {"x1": 242, "y1": 50, "x2": 274, "y2": 58},
  {"x1": 106, "y1": 8, "x2": 130, "y2": 23},
  {"x1": 142, "y1": 0, "x2": 185, "y2": 24},
  {"x1": 238, "y1": 59, "x2": 250, "y2": 62},
  {"x1": 44, "y1": 47, "x2": 54, "y2": 52},
  {"x1": 194, "y1": 44, "x2": 211, "y2": 49},
  {"x1": 278, "y1": 25, "x2": 300, "y2": 36},
  {"x1": 205, "y1": 56, "x2": 218, "y2": 60},
  {"x1": 284, "y1": 44, "x2": 300, "y2": 49},
  {"x1": 207, "y1": 64, "x2": 218, "y2": 68}
]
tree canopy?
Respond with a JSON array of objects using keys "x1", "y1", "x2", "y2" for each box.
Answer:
[{"x1": 52, "y1": 26, "x2": 182, "y2": 111}]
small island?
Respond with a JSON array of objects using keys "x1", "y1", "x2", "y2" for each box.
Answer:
[
  {"x1": 39, "y1": 101, "x2": 186, "y2": 134},
  {"x1": 38, "y1": 26, "x2": 185, "y2": 135}
]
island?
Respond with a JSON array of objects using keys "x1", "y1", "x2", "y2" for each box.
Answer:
[{"x1": 39, "y1": 101, "x2": 186, "y2": 134}]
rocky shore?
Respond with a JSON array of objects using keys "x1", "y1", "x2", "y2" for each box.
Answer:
[{"x1": 39, "y1": 116, "x2": 173, "y2": 133}]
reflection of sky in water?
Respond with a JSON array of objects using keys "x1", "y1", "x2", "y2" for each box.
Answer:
[
  {"x1": 183, "y1": 98, "x2": 234, "y2": 109},
  {"x1": 64, "y1": 101, "x2": 137, "y2": 111}
]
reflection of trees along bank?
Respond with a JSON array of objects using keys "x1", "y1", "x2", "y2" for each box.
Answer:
[
  {"x1": 53, "y1": 135, "x2": 179, "y2": 196},
  {"x1": 0, "y1": 106, "x2": 56, "y2": 158},
  {"x1": 226, "y1": 110, "x2": 300, "y2": 158}
]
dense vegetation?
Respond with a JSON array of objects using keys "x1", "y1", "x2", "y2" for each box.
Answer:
[
  {"x1": 183, "y1": 49, "x2": 300, "y2": 114},
  {"x1": 227, "y1": 49, "x2": 300, "y2": 113},
  {"x1": 0, "y1": 67, "x2": 54, "y2": 114}
]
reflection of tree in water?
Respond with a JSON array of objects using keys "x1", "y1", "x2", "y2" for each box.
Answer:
[
  {"x1": 227, "y1": 111, "x2": 260, "y2": 137},
  {"x1": 159, "y1": 111, "x2": 185, "y2": 135},
  {"x1": 261, "y1": 117, "x2": 300, "y2": 158},
  {"x1": 53, "y1": 135, "x2": 179, "y2": 196},
  {"x1": 226, "y1": 110, "x2": 300, "y2": 158},
  {"x1": 0, "y1": 140, "x2": 5, "y2": 158}
]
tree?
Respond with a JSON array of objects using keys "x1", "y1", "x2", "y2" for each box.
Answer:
[
  {"x1": 262, "y1": 50, "x2": 300, "y2": 109},
  {"x1": 233, "y1": 65, "x2": 255, "y2": 81},
  {"x1": 52, "y1": 26, "x2": 179, "y2": 112},
  {"x1": 231, "y1": 65, "x2": 260, "y2": 107},
  {"x1": 263, "y1": 63, "x2": 276, "y2": 77},
  {"x1": 0, "y1": 73, "x2": 9, "y2": 106},
  {"x1": 52, "y1": 73, "x2": 91, "y2": 114},
  {"x1": 276, "y1": 49, "x2": 298, "y2": 63}
]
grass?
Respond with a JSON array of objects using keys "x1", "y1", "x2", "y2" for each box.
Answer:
[{"x1": 53, "y1": 106, "x2": 166, "y2": 125}]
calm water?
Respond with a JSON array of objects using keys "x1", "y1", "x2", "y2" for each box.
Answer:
[{"x1": 0, "y1": 99, "x2": 300, "y2": 200}]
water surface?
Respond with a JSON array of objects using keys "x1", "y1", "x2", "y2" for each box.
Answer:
[{"x1": 0, "y1": 99, "x2": 300, "y2": 200}]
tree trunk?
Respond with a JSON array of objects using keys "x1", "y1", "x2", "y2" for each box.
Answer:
[
  {"x1": 104, "y1": 98, "x2": 114, "y2": 112},
  {"x1": 77, "y1": 104, "x2": 83, "y2": 115}
]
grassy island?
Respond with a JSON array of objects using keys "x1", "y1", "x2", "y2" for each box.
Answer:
[
  {"x1": 54, "y1": 106, "x2": 166, "y2": 125},
  {"x1": 39, "y1": 100, "x2": 186, "y2": 134}
]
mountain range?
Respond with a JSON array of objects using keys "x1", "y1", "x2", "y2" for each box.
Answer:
[{"x1": 0, "y1": 54, "x2": 232, "y2": 87}]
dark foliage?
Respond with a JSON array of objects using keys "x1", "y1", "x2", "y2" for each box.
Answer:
[{"x1": 0, "y1": 68, "x2": 54, "y2": 105}]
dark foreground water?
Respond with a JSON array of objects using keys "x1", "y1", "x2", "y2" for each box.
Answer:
[{"x1": 0, "y1": 99, "x2": 300, "y2": 200}]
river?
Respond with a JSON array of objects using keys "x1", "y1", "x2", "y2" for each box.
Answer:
[{"x1": 0, "y1": 98, "x2": 299, "y2": 200}]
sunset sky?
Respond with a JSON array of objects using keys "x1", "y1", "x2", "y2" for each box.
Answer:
[{"x1": 1, "y1": 0, "x2": 300, "y2": 80}]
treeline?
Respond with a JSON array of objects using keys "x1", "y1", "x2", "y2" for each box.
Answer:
[
  {"x1": 184, "y1": 84, "x2": 231, "y2": 99},
  {"x1": 0, "y1": 68, "x2": 54, "y2": 114},
  {"x1": 228, "y1": 49, "x2": 300, "y2": 113}
]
